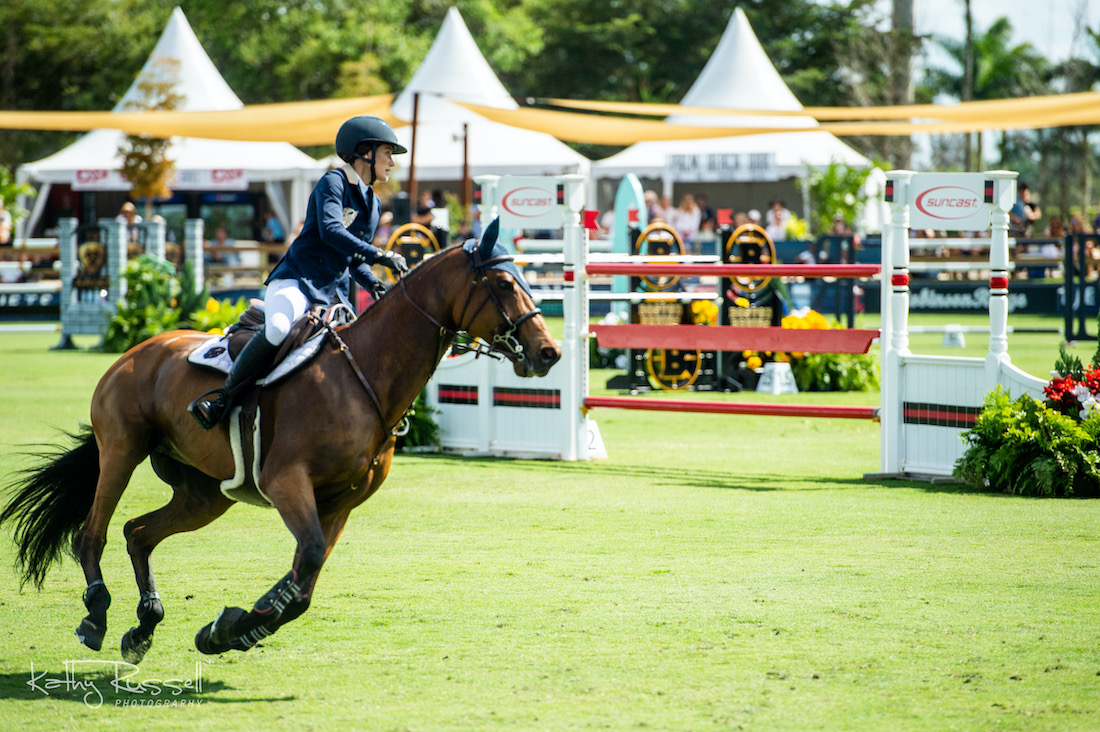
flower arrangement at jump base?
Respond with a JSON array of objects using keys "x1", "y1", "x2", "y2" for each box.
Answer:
[
  {"x1": 736, "y1": 307, "x2": 879, "y2": 392},
  {"x1": 953, "y1": 346, "x2": 1100, "y2": 498}
]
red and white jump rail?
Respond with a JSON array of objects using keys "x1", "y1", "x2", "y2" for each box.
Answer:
[
  {"x1": 424, "y1": 172, "x2": 1046, "y2": 473},
  {"x1": 426, "y1": 173, "x2": 881, "y2": 461}
]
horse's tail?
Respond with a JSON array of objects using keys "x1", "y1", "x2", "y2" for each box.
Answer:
[{"x1": 0, "y1": 424, "x2": 100, "y2": 589}]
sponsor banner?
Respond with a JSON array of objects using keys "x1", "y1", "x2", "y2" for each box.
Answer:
[
  {"x1": 861, "y1": 281, "x2": 1084, "y2": 315},
  {"x1": 665, "y1": 152, "x2": 778, "y2": 183},
  {"x1": 73, "y1": 170, "x2": 131, "y2": 191},
  {"x1": 72, "y1": 169, "x2": 248, "y2": 192},
  {"x1": 173, "y1": 169, "x2": 248, "y2": 191},
  {"x1": 905, "y1": 173, "x2": 991, "y2": 231},
  {"x1": 497, "y1": 177, "x2": 563, "y2": 229}
]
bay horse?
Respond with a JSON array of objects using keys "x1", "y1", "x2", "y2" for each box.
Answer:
[{"x1": 0, "y1": 220, "x2": 560, "y2": 663}]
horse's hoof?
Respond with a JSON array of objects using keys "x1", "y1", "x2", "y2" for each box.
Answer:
[
  {"x1": 76, "y1": 617, "x2": 106, "y2": 652},
  {"x1": 121, "y1": 627, "x2": 153, "y2": 665},
  {"x1": 195, "y1": 606, "x2": 248, "y2": 655}
]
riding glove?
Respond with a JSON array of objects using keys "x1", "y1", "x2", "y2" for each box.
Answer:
[{"x1": 376, "y1": 249, "x2": 409, "y2": 274}]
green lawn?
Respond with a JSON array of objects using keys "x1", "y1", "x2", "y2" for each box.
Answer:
[{"x1": 0, "y1": 322, "x2": 1096, "y2": 731}]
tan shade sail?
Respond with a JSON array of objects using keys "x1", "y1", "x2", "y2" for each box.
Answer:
[
  {"x1": 0, "y1": 94, "x2": 401, "y2": 146},
  {"x1": 2, "y1": 91, "x2": 1098, "y2": 148},
  {"x1": 542, "y1": 91, "x2": 1100, "y2": 122},
  {"x1": 452, "y1": 95, "x2": 1100, "y2": 146}
]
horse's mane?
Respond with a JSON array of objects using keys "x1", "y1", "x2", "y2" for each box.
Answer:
[{"x1": 345, "y1": 243, "x2": 464, "y2": 328}]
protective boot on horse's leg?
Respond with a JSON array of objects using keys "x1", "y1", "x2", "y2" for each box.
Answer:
[
  {"x1": 188, "y1": 333, "x2": 279, "y2": 430},
  {"x1": 195, "y1": 538, "x2": 326, "y2": 655}
]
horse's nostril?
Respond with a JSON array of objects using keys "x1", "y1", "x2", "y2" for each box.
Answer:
[{"x1": 540, "y1": 346, "x2": 561, "y2": 365}]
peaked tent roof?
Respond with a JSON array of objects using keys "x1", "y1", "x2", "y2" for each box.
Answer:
[
  {"x1": 592, "y1": 7, "x2": 868, "y2": 180},
  {"x1": 388, "y1": 7, "x2": 588, "y2": 181},
  {"x1": 20, "y1": 7, "x2": 322, "y2": 185}
]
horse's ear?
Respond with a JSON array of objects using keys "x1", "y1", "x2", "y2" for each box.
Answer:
[{"x1": 478, "y1": 217, "x2": 500, "y2": 259}]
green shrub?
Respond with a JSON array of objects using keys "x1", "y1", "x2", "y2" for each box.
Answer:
[
  {"x1": 954, "y1": 387, "x2": 1100, "y2": 498},
  {"x1": 792, "y1": 351, "x2": 879, "y2": 392},
  {"x1": 103, "y1": 255, "x2": 246, "y2": 352}
]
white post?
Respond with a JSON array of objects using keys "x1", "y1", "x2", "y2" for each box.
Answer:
[
  {"x1": 474, "y1": 175, "x2": 500, "y2": 238},
  {"x1": 880, "y1": 170, "x2": 914, "y2": 475},
  {"x1": 559, "y1": 174, "x2": 589, "y2": 461},
  {"x1": 185, "y1": 219, "x2": 206, "y2": 293},
  {"x1": 983, "y1": 171, "x2": 1018, "y2": 383}
]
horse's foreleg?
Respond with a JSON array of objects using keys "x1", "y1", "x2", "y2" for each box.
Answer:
[
  {"x1": 73, "y1": 449, "x2": 145, "y2": 652},
  {"x1": 121, "y1": 464, "x2": 233, "y2": 664},
  {"x1": 196, "y1": 465, "x2": 328, "y2": 655}
]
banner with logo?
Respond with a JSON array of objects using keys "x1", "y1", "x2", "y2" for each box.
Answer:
[
  {"x1": 73, "y1": 170, "x2": 131, "y2": 191},
  {"x1": 496, "y1": 177, "x2": 564, "y2": 229},
  {"x1": 173, "y1": 169, "x2": 248, "y2": 191},
  {"x1": 905, "y1": 173, "x2": 1000, "y2": 231},
  {"x1": 72, "y1": 169, "x2": 248, "y2": 192},
  {"x1": 665, "y1": 153, "x2": 778, "y2": 183}
]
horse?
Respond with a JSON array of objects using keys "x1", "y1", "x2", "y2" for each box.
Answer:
[{"x1": 0, "y1": 220, "x2": 560, "y2": 663}]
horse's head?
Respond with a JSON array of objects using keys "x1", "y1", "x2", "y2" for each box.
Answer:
[{"x1": 459, "y1": 219, "x2": 561, "y2": 377}]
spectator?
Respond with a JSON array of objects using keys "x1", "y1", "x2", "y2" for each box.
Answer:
[
  {"x1": 261, "y1": 210, "x2": 285, "y2": 243},
  {"x1": 412, "y1": 190, "x2": 435, "y2": 226},
  {"x1": 696, "y1": 193, "x2": 716, "y2": 231},
  {"x1": 644, "y1": 190, "x2": 661, "y2": 222},
  {"x1": 747, "y1": 209, "x2": 762, "y2": 227},
  {"x1": 765, "y1": 200, "x2": 790, "y2": 241},
  {"x1": 116, "y1": 201, "x2": 142, "y2": 243},
  {"x1": 205, "y1": 225, "x2": 239, "y2": 265},
  {"x1": 656, "y1": 194, "x2": 674, "y2": 223},
  {"x1": 669, "y1": 193, "x2": 700, "y2": 251},
  {"x1": 1009, "y1": 182, "x2": 1042, "y2": 238},
  {"x1": 599, "y1": 204, "x2": 615, "y2": 239}
]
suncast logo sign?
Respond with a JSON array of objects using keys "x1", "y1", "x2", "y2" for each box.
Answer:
[
  {"x1": 502, "y1": 187, "x2": 555, "y2": 219},
  {"x1": 496, "y1": 177, "x2": 565, "y2": 229},
  {"x1": 905, "y1": 173, "x2": 995, "y2": 232},
  {"x1": 915, "y1": 186, "x2": 981, "y2": 221}
]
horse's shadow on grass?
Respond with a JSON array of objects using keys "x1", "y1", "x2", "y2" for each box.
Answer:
[{"x1": 0, "y1": 668, "x2": 293, "y2": 705}]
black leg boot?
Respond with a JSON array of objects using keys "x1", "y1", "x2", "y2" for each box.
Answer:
[{"x1": 188, "y1": 335, "x2": 280, "y2": 430}]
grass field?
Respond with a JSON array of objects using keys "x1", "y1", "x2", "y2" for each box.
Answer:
[{"x1": 0, "y1": 317, "x2": 1097, "y2": 731}]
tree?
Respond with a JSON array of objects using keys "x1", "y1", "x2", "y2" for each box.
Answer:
[
  {"x1": 920, "y1": 16, "x2": 1050, "y2": 169},
  {"x1": 117, "y1": 57, "x2": 184, "y2": 218},
  {"x1": 0, "y1": 0, "x2": 167, "y2": 174}
]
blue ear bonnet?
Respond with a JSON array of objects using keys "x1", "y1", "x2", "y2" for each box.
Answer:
[{"x1": 462, "y1": 220, "x2": 534, "y2": 298}]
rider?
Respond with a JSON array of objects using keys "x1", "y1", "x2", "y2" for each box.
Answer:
[{"x1": 188, "y1": 115, "x2": 411, "y2": 430}]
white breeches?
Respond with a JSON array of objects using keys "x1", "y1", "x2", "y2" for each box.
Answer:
[{"x1": 264, "y1": 279, "x2": 310, "y2": 345}]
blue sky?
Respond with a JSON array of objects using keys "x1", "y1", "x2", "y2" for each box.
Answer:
[{"x1": 910, "y1": 0, "x2": 1099, "y2": 66}]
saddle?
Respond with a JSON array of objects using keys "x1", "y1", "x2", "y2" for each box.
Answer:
[
  {"x1": 187, "y1": 303, "x2": 355, "y2": 507},
  {"x1": 188, "y1": 302, "x2": 353, "y2": 383}
]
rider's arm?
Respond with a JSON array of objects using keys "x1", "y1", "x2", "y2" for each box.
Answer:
[{"x1": 313, "y1": 172, "x2": 382, "y2": 264}]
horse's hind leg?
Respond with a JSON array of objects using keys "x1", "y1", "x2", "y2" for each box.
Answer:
[
  {"x1": 195, "y1": 464, "x2": 333, "y2": 655},
  {"x1": 120, "y1": 455, "x2": 234, "y2": 664},
  {"x1": 72, "y1": 445, "x2": 147, "y2": 652}
]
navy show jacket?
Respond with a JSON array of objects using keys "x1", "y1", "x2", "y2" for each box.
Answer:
[{"x1": 266, "y1": 166, "x2": 384, "y2": 307}]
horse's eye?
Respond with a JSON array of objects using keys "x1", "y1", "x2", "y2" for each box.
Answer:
[{"x1": 497, "y1": 279, "x2": 511, "y2": 291}]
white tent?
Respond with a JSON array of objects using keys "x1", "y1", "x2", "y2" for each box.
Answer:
[
  {"x1": 17, "y1": 6, "x2": 324, "y2": 238},
  {"x1": 389, "y1": 7, "x2": 589, "y2": 182},
  {"x1": 592, "y1": 8, "x2": 869, "y2": 190}
]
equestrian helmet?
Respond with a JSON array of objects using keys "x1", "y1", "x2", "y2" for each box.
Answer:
[{"x1": 335, "y1": 116, "x2": 407, "y2": 163}]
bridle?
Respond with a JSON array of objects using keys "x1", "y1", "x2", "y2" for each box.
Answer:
[
  {"x1": 324, "y1": 246, "x2": 543, "y2": 466},
  {"x1": 398, "y1": 248, "x2": 543, "y2": 365}
]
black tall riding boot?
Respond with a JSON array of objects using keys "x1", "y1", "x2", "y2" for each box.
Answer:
[{"x1": 188, "y1": 335, "x2": 280, "y2": 430}]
